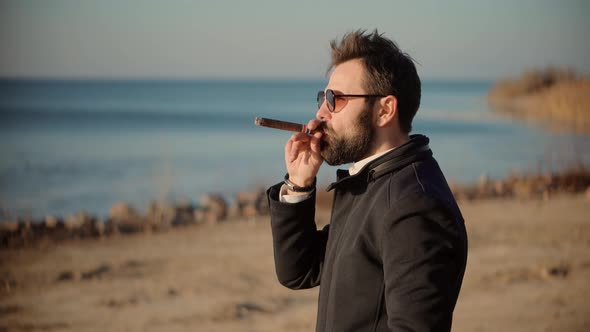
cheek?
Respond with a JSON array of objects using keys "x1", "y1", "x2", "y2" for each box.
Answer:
[
  {"x1": 330, "y1": 116, "x2": 354, "y2": 133},
  {"x1": 336, "y1": 118, "x2": 359, "y2": 138}
]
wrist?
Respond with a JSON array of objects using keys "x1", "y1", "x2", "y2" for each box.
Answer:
[{"x1": 284, "y1": 173, "x2": 316, "y2": 192}]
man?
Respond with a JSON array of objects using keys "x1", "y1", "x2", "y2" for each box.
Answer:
[{"x1": 266, "y1": 30, "x2": 468, "y2": 332}]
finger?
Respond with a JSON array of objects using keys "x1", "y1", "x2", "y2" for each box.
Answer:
[
  {"x1": 310, "y1": 134, "x2": 322, "y2": 154},
  {"x1": 285, "y1": 136, "x2": 294, "y2": 158},
  {"x1": 286, "y1": 134, "x2": 302, "y2": 163},
  {"x1": 313, "y1": 130, "x2": 323, "y2": 139},
  {"x1": 290, "y1": 140, "x2": 304, "y2": 163},
  {"x1": 292, "y1": 132, "x2": 310, "y2": 142},
  {"x1": 307, "y1": 119, "x2": 323, "y2": 131},
  {"x1": 288, "y1": 140, "x2": 297, "y2": 163}
]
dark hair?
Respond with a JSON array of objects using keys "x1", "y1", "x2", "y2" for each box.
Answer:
[{"x1": 329, "y1": 29, "x2": 421, "y2": 133}]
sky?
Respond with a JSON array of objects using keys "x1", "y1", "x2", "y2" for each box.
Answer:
[{"x1": 0, "y1": 0, "x2": 589, "y2": 80}]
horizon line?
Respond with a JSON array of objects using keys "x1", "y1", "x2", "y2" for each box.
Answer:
[{"x1": 0, "y1": 75, "x2": 499, "y2": 83}]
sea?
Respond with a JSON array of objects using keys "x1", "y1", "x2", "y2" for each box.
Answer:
[{"x1": 1, "y1": 79, "x2": 589, "y2": 220}]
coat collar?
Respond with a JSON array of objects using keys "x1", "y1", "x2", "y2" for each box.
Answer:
[{"x1": 326, "y1": 134, "x2": 432, "y2": 192}]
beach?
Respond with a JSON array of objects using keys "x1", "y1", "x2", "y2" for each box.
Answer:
[
  {"x1": 1, "y1": 77, "x2": 589, "y2": 331},
  {"x1": 1, "y1": 192, "x2": 589, "y2": 331}
]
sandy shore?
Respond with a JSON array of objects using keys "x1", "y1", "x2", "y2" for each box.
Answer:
[{"x1": 1, "y1": 194, "x2": 589, "y2": 331}]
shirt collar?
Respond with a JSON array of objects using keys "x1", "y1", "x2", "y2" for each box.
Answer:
[{"x1": 348, "y1": 147, "x2": 397, "y2": 176}]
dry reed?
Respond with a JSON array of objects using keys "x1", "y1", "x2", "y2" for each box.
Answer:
[{"x1": 487, "y1": 67, "x2": 590, "y2": 132}]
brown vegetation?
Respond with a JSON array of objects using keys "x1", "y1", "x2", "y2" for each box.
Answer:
[
  {"x1": 316, "y1": 165, "x2": 590, "y2": 210},
  {"x1": 487, "y1": 67, "x2": 590, "y2": 132},
  {"x1": 450, "y1": 165, "x2": 590, "y2": 201}
]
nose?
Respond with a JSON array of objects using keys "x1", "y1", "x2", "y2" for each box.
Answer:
[{"x1": 316, "y1": 100, "x2": 332, "y2": 122}]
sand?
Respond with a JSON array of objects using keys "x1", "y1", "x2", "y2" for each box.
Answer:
[{"x1": 1, "y1": 194, "x2": 589, "y2": 332}]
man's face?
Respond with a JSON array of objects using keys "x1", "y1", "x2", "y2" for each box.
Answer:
[
  {"x1": 319, "y1": 106, "x2": 374, "y2": 166},
  {"x1": 317, "y1": 59, "x2": 376, "y2": 166}
]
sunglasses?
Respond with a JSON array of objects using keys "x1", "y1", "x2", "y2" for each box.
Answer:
[{"x1": 317, "y1": 89, "x2": 385, "y2": 113}]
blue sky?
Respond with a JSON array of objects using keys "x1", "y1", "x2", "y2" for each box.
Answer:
[{"x1": 1, "y1": 0, "x2": 588, "y2": 80}]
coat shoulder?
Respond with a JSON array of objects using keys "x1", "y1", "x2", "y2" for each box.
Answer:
[{"x1": 383, "y1": 159, "x2": 464, "y2": 223}]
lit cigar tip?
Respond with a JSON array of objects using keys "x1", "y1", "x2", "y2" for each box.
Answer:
[{"x1": 254, "y1": 117, "x2": 263, "y2": 126}]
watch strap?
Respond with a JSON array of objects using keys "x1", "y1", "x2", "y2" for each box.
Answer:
[{"x1": 284, "y1": 174, "x2": 316, "y2": 192}]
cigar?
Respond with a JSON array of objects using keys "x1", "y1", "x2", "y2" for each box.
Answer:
[{"x1": 254, "y1": 117, "x2": 318, "y2": 134}]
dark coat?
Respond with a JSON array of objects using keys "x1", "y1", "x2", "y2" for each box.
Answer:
[{"x1": 267, "y1": 134, "x2": 468, "y2": 332}]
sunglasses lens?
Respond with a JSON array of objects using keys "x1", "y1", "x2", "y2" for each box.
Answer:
[
  {"x1": 317, "y1": 91, "x2": 325, "y2": 109},
  {"x1": 326, "y1": 89, "x2": 335, "y2": 112}
]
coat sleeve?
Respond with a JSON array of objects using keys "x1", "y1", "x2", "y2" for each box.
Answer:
[
  {"x1": 380, "y1": 195, "x2": 467, "y2": 332},
  {"x1": 267, "y1": 182, "x2": 329, "y2": 290}
]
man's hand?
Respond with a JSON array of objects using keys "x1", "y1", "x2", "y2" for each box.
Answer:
[{"x1": 285, "y1": 119, "x2": 324, "y2": 192}]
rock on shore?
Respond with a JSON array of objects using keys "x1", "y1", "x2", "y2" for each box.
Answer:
[
  {"x1": 2, "y1": 168, "x2": 588, "y2": 250},
  {"x1": 0, "y1": 188, "x2": 269, "y2": 249}
]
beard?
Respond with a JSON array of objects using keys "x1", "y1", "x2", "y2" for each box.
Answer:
[{"x1": 319, "y1": 108, "x2": 375, "y2": 166}]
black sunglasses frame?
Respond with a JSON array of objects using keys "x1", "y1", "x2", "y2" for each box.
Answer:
[{"x1": 317, "y1": 89, "x2": 386, "y2": 113}]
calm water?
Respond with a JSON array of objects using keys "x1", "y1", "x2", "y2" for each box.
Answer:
[{"x1": 1, "y1": 79, "x2": 589, "y2": 219}]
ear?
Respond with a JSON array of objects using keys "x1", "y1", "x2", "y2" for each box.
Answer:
[{"x1": 375, "y1": 95, "x2": 398, "y2": 128}]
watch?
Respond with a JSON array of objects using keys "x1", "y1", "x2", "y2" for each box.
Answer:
[{"x1": 284, "y1": 173, "x2": 316, "y2": 192}]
